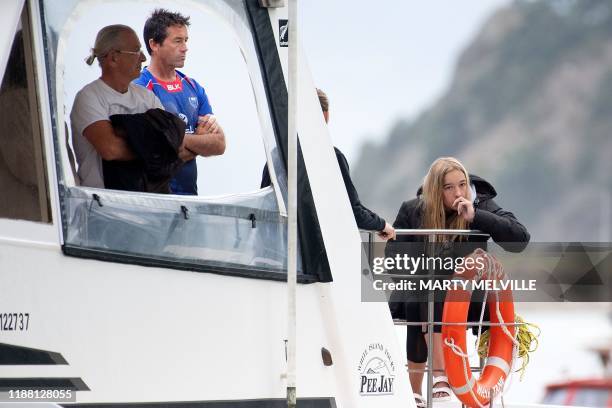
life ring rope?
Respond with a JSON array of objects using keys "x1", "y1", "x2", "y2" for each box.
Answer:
[
  {"x1": 492, "y1": 288, "x2": 520, "y2": 347},
  {"x1": 442, "y1": 250, "x2": 518, "y2": 408}
]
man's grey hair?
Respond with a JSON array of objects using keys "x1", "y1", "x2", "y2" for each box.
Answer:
[{"x1": 85, "y1": 24, "x2": 135, "y2": 66}]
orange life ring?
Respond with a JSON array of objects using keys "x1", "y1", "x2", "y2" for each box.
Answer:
[{"x1": 442, "y1": 251, "x2": 515, "y2": 407}]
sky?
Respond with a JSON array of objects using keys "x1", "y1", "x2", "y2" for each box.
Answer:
[{"x1": 300, "y1": 0, "x2": 510, "y2": 164}]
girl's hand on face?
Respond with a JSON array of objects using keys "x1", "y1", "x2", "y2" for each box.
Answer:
[{"x1": 453, "y1": 196, "x2": 475, "y2": 222}]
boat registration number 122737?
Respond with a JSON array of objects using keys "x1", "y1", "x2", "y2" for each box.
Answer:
[{"x1": 0, "y1": 313, "x2": 30, "y2": 331}]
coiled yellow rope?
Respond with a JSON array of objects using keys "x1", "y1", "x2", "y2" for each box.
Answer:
[{"x1": 477, "y1": 315, "x2": 540, "y2": 380}]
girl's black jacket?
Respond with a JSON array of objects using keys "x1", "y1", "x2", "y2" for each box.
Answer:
[{"x1": 389, "y1": 174, "x2": 530, "y2": 252}]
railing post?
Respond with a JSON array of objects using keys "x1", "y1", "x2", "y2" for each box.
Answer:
[
  {"x1": 368, "y1": 231, "x2": 373, "y2": 273},
  {"x1": 426, "y1": 233, "x2": 435, "y2": 408}
]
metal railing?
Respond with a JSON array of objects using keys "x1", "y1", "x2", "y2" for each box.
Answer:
[{"x1": 362, "y1": 229, "x2": 509, "y2": 408}]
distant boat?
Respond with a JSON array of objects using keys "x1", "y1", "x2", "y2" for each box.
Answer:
[
  {"x1": 542, "y1": 379, "x2": 612, "y2": 407},
  {"x1": 542, "y1": 341, "x2": 612, "y2": 406}
]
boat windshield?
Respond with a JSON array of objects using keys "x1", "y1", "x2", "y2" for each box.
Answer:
[{"x1": 40, "y1": 0, "x2": 308, "y2": 279}]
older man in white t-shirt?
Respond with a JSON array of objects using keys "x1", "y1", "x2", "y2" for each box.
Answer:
[{"x1": 71, "y1": 24, "x2": 184, "y2": 188}]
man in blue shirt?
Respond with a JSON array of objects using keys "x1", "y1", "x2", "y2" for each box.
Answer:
[{"x1": 135, "y1": 9, "x2": 226, "y2": 195}]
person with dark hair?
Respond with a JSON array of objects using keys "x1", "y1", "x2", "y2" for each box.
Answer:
[
  {"x1": 135, "y1": 9, "x2": 225, "y2": 195},
  {"x1": 261, "y1": 88, "x2": 395, "y2": 240}
]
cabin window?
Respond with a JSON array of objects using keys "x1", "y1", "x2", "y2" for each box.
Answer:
[
  {"x1": 0, "y1": 5, "x2": 51, "y2": 223},
  {"x1": 572, "y1": 388, "x2": 610, "y2": 407},
  {"x1": 43, "y1": 0, "x2": 311, "y2": 280}
]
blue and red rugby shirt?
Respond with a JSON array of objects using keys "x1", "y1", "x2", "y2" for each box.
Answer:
[{"x1": 134, "y1": 67, "x2": 213, "y2": 195}]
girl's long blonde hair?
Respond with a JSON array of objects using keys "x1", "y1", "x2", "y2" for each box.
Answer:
[{"x1": 420, "y1": 157, "x2": 472, "y2": 242}]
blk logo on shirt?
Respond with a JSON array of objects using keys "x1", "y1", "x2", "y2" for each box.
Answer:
[{"x1": 166, "y1": 83, "x2": 181, "y2": 92}]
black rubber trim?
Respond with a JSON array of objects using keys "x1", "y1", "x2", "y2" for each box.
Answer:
[
  {"x1": 62, "y1": 398, "x2": 335, "y2": 408},
  {"x1": 0, "y1": 343, "x2": 67, "y2": 365},
  {"x1": 62, "y1": 245, "x2": 318, "y2": 284},
  {"x1": 245, "y1": 0, "x2": 332, "y2": 282},
  {"x1": 0, "y1": 377, "x2": 89, "y2": 391},
  {"x1": 37, "y1": 0, "x2": 68, "y2": 236}
]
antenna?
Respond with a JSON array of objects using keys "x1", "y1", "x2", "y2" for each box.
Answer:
[{"x1": 286, "y1": 0, "x2": 298, "y2": 407}]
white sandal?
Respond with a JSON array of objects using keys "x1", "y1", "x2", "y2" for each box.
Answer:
[
  {"x1": 432, "y1": 375, "x2": 453, "y2": 402},
  {"x1": 414, "y1": 393, "x2": 427, "y2": 408}
]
